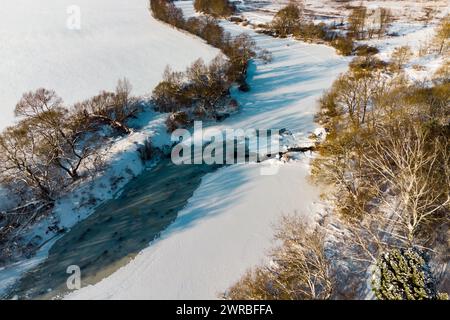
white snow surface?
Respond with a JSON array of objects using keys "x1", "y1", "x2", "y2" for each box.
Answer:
[
  {"x1": 65, "y1": 3, "x2": 349, "y2": 299},
  {"x1": 0, "y1": 0, "x2": 219, "y2": 130}
]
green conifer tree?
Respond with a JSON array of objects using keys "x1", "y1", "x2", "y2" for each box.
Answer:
[{"x1": 373, "y1": 248, "x2": 448, "y2": 300}]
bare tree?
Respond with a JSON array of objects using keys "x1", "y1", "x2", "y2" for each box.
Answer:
[
  {"x1": 76, "y1": 78, "x2": 139, "y2": 135},
  {"x1": 363, "y1": 124, "x2": 449, "y2": 245},
  {"x1": 15, "y1": 89, "x2": 96, "y2": 180},
  {"x1": 0, "y1": 121, "x2": 60, "y2": 204},
  {"x1": 331, "y1": 71, "x2": 387, "y2": 128}
]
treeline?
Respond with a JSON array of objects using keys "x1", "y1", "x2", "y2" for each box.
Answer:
[
  {"x1": 149, "y1": 0, "x2": 258, "y2": 130},
  {"x1": 0, "y1": 79, "x2": 140, "y2": 244},
  {"x1": 226, "y1": 216, "x2": 333, "y2": 300},
  {"x1": 193, "y1": 0, "x2": 236, "y2": 18},
  {"x1": 150, "y1": 0, "x2": 255, "y2": 82}
]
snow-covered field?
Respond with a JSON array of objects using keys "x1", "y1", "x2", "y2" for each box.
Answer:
[
  {"x1": 0, "y1": 0, "x2": 219, "y2": 130},
  {"x1": 65, "y1": 6, "x2": 349, "y2": 299}
]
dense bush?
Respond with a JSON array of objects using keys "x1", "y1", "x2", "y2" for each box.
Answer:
[
  {"x1": 330, "y1": 36, "x2": 354, "y2": 56},
  {"x1": 433, "y1": 59, "x2": 450, "y2": 84},
  {"x1": 295, "y1": 22, "x2": 328, "y2": 42},
  {"x1": 269, "y1": 1, "x2": 330, "y2": 43},
  {"x1": 271, "y1": 2, "x2": 303, "y2": 37},
  {"x1": 150, "y1": 0, "x2": 185, "y2": 28},
  {"x1": 150, "y1": 0, "x2": 258, "y2": 125},
  {"x1": 193, "y1": 0, "x2": 235, "y2": 18},
  {"x1": 222, "y1": 33, "x2": 256, "y2": 84},
  {"x1": 265, "y1": 3, "x2": 355, "y2": 56}
]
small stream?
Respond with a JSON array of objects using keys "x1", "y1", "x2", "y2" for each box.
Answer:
[{"x1": 7, "y1": 158, "x2": 221, "y2": 299}]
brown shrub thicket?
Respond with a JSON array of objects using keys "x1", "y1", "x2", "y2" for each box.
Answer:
[
  {"x1": 271, "y1": 1, "x2": 304, "y2": 37},
  {"x1": 150, "y1": 1, "x2": 258, "y2": 126},
  {"x1": 330, "y1": 36, "x2": 354, "y2": 56}
]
